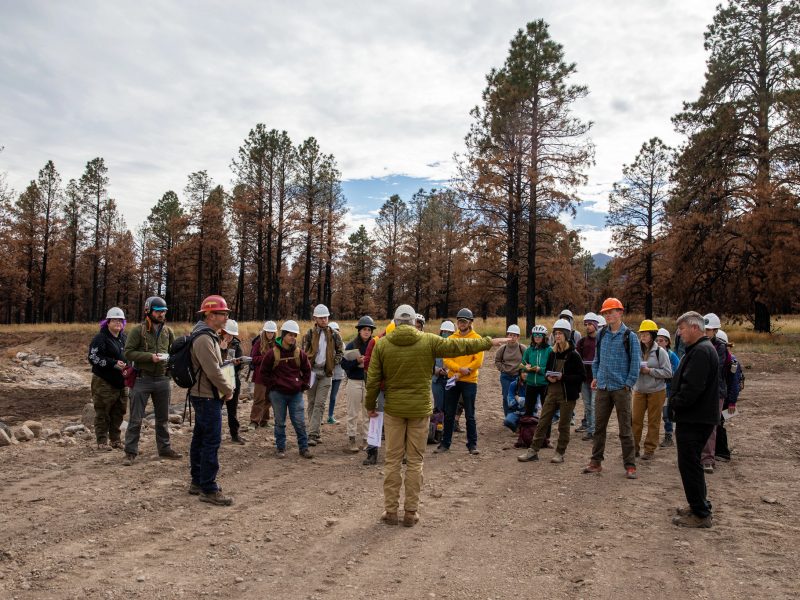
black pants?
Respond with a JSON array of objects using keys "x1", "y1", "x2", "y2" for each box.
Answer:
[
  {"x1": 715, "y1": 421, "x2": 730, "y2": 459},
  {"x1": 225, "y1": 384, "x2": 241, "y2": 439},
  {"x1": 676, "y1": 422, "x2": 716, "y2": 518}
]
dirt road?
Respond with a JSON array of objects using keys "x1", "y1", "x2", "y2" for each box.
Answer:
[{"x1": 1, "y1": 350, "x2": 799, "y2": 599}]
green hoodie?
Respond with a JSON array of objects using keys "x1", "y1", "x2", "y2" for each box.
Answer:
[
  {"x1": 521, "y1": 343, "x2": 552, "y2": 387},
  {"x1": 365, "y1": 324, "x2": 492, "y2": 418}
]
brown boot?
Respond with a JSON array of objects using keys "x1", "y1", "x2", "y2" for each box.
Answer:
[
  {"x1": 381, "y1": 511, "x2": 398, "y2": 525},
  {"x1": 672, "y1": 513, "x2": 712, "y2": 528},
  {"x1": 346, "y1": 436, "x2": 359, "y2": 453},
  {"x1": 402, "y1": 511, "x2": 419, "y2": 527}
]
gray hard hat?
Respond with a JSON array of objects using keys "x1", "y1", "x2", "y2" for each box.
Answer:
[
  {"x1": 456, "y1": 308, "x2": 474, "y2": 320},
  {"x1": 356, "y1": 315, "x2": 376, "y2": 330}
]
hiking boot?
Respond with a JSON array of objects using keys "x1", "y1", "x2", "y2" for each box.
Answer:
[
  {"x1": 641, "y1": 452, "x2": 654, "y2": 461},
  {"x1": 575, "y1": 424, "x2": 587, "y2": 433},
  {"x1": 581, "y1": 432, "x2": 594, "y2": 441},
  {"x1": 517, "y1": 449, "x2": 539, "y2": 462},
  {"x1": 110, "y1": 440, "x2": 124, "y2": 449},
  {"x1": 231, "y1": 436, "x2": 246, "y2": 445},
  {"x1": 582, "y1": 461, "x2": 602, "y2": 474},
  {"x1": 97, "y1": 442, "x2": 112, "y2": 452},
  {"x1": 660, "y1": 434, "x2": 673, "y2": 447},
  {"x1": 122, "y1": 453, "x2": 136, "y2": 466},
  {"x1": 275, "y1": 449, "x2": 286, "y2": 459},
  {"x1": 159, "y1": 448, "x2": 182, "y2": 460},
  {"x1": 550, "y1": 452, "x2": 565, "y2": 464},
  {"x1": 363, "y1": 447, "x2": 378, "y2": 465},
  {"x1": 467, "y1": 446, "x2": 480, "y2": 455},
  {"x1": 326, "y1": 416, "x2": 338, "y2": 425},
  {"x1": 262, "y1": 422, "x2": 273, "y2": 429},
  {"x1": 675, "y1": 505, "x2": 694, "y2": 517},
  {"x1": 402, "y1": 511, "x2": 419, "y2": 527},
  {"x1": 625, "y1": 467, "x2": 638, "y2": 479},
  {"x1": 672, "y1": 513, "x2": 712, "y2": 528},
  {"x1": 307, "y1": 437, "x2": 319, "y2": 446},
  {"x1": 381, "y1": 511, "x2": 399, "y2": 525},
  {"x1": 200, "y1": 490, "x2": 233, "y2": 506},
  {"x1": 346, "y1": 436, "x2": 360, "y2": 453},
  {"x1": 300, "y1": 448, "x2": 314, "y2": 459},
  {"x1": 703, "y1": 464, "x2": 714, "y2": 474},
  {"x1": 188, "y1": 482, "x2": 201, "y2": 495},
  {"x1": 434, "y1": 445, "x2": 449, "y2": 454}
]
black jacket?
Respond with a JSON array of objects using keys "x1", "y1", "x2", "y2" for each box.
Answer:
[
  {"x1": 88, "y1": 327, "x2": 127, "y2": 389},
  {"x1": 669, "y1": 337, "x2": 720, "y2": 425},
  {"x1": 545, "y1": 342, "x2": 585, "y2": 402},
  {"x1": 711, "y1": 336, "x2": 728, "y2": 399},
  {"x1": 341, "y1": 338, "x2": 370, "y2": 381}
]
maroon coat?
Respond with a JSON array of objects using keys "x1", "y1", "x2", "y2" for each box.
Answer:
[
  {"x1": 260, "y1": 343, "x2": 312, "y2": 395},
  {"x1": 250, "y1": 338, "x2": 271, "y2": 385}
]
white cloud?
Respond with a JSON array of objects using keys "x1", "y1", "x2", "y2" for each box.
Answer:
[
  {"x1": 576, "y1": 226, "x2": 614, "y2": 256},
  {"x1": 0, "y1": 1, "x2": 716, "y2": 232}
]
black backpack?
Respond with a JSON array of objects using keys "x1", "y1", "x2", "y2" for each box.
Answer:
[{"x1": 168, "y1": 329, "x2": 217, "y2": 389}]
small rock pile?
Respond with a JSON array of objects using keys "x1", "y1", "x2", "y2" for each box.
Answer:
[
  {"x1": 0, "y1": 419, "x2": 97, "y2": 447},
  {"x1": 14, "y1": 351, "x2": 63, "y2": 368}
]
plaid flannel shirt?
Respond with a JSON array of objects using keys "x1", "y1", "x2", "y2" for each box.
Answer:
[{"x1": 592, "y1": 323, "x2": 641, "y2": 391}]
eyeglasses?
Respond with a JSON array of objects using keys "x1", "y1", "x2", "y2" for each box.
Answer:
[{"x1": 211, "y1": 311, "x2": 229, "y2": 316}]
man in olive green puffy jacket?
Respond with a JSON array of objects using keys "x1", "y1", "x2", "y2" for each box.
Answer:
[{"x1": 366, "y1": 304, "x2": 507, "y2": 527}]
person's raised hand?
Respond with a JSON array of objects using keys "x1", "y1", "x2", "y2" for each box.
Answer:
[{"x1": 491, "y1": 337, "x2": 510, "y2": 346}]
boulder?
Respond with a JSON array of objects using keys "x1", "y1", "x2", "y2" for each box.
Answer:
[
  {"x1": 46, "y1": 429, "x2": 61, "y2": 440},
  {"x1": 14, "y1": 425, "x2": 35, "y2": 442},
  {"x1": 23, "y1": 421, "x2": 43, "y2": 437},
  {"x1": 81, "y1": 403, "x2": 96, "y2": 430},
  {"x1": 168, "y1": 414, "x2": 183, "y2": 425},
  {"x1": 0, "y1": 429, "x2": 14, "y2": 446},
  {"x1": 63, "y1": 424, "x2": 86, "y2": 435}
]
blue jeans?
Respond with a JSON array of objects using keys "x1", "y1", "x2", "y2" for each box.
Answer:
[
  {"x1": 581, "y1": 381, "x2": 595, "y2": 435},
  {"x1": 189, "y1": 397, "x2": 223, "y2": 494},
  {"x1": 442, "y1": 381, "x2": 478, "y2": 449},
  {"x1": 500, "y1": 373, "x2": 516, "y2": 416},
  {"x1": 328, "y1": 379, "x2": 343, "y2": 419},
  {"x1": 431, "y1": 378, "x2": 446, "y2": 413},
  {"x1": 504, "y1": 412, "x2": 521, "y2": 432},
  {"x1": 662, "y1": 404, "x2": 673, "y2": 434},
  {"x1": 270, "y1": 390, "x2": 309, "y2": 452}
]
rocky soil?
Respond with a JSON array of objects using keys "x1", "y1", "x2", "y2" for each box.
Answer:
[{"x1": 1, "y1": 337, "x2": 799, "y2": 599}]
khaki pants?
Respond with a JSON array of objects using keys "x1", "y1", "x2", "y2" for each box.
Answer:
[
  {"x1": 383, "y1": 413, "x2": 428, "y2": 513},
  {"x1": 249, "y1": 383, "x2": 271, "y2": 425},
  {"x1": 345, "y1": 379, "x2": 368, "y2": 440},
  {"x1": 307, "y1": 370, "x2": 332, "y2": 438},
  {"x1": 632, "y1": 389, "x2": 666, "y2": 455}
]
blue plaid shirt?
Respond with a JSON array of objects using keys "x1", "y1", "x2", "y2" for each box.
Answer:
[{"x1": 592, "y1": 323, "x2": 641, "y2": 391}]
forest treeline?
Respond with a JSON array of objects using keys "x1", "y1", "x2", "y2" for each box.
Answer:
[{"x1": 1, "y1": 0, "x2": 798, "y2": 331}]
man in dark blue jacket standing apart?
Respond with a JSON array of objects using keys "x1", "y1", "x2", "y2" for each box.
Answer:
[{"x1": 669, "y1": 311, "x2": 720, "y2": 528}]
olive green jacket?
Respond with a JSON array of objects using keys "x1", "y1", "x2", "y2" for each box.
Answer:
[
  {"x1": 124, "y1": 320, "x2": 175, "y2": 377},
  {"x1": 365, "y1": 324, "x2": 492, "y2": 418}
]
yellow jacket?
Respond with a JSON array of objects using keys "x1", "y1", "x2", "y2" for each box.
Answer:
[{"x1": 443, "y1": 329, "x2": 485, "y2": 383}]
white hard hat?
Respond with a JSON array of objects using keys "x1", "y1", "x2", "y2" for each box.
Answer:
[
  {"x1": 506, "y1": 324, "x2": 521, "y2": 335},
  {"x1": 559, "y1": 309, "x2": 574, "y2": 320},
  {"x1": 553, "y1": 318, "x2": 572, "y2": 332},
  {"x1": 222, "y1": 319, "x2": 239, "y2": 336},
  {"x1": 415, "y1": 313, "x2": 426, "y2": 324},
  {"x1": 105, "y1": 307, "x2": 125, "y2": 320},
  {"x1": 440, "y1": 320, "x2": 455, "y2": 333},
  {"x1": 596, "y1": 315, "x2": 607, "y2": 327},
  {"x1": 313, "y1": 304, "x2": 331, "y2": 318},
  {"x1": 656, "y1": 328, "x2": 671, "y2": 340},
  {"x1": 716, "y1": 330, "x2": 729, "y2": 344},
  {"x1": 531, "y1": 324, "x2": 548, "y2": 336},
  {"x1": 262, "y1": 320, "x2": 278, "y2": 333},
  {"x1": 704, "y1": 313, "x2": 721, "y2": 329},
  {"x1": 329, "y1": 322, "x2": 340, "y2": 331},
  {"x1": 394, "y1": 304, "x2": 416, "y2": 321},
  {"x1": 583, "y1": 312, "x2": 599, "y2": 324},
  {"x1": 281, "y1": 320, "x2": 300, "y2": 335}
]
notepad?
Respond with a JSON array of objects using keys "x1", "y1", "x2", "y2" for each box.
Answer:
[{"x1": 367, "y1": 412, "x2": 384, "y2": 447}]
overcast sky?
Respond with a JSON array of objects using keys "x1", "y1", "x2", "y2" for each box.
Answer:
[{"x1": 0, "y1": 1, "x2": 717, "y2": 254}]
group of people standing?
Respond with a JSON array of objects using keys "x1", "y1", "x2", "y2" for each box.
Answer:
[{"x1": 86, "y1": 293, "x2": 740, "y2": 527}]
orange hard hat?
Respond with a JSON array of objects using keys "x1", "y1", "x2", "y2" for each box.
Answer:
[
  {"x1": 599, "y1": 297, "x2": 624, "y2": 313},
  {"x1": 198, "y1": 295, "x2": 230, "y2": 314}
]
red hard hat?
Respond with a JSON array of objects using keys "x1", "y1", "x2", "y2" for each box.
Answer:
[
  {"x1": 198, "y1": 295, "x2": 230, "y2": 314},
  {"x1": 599, "y1": 297, "x2": 624, "y2": 313}
]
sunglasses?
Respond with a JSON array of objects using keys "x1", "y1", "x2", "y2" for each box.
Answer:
[{"x1": 211, "y1": 311, "x2": 229, "y2": 316}]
